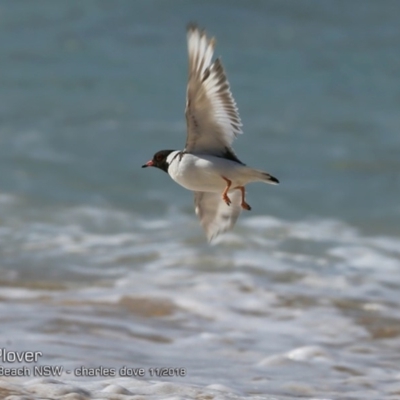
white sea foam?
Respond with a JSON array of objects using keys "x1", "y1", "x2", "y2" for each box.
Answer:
[
  {"x1": 0, "y1": 377, "x2": 269, "y2": 400},
  {"x1": 0, "y1": 202, "x2": 400, "y2": 399}
]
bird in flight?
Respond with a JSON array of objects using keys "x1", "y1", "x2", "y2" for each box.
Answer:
[{"x1": 143, "y1": 24, "x2": 279, "y2": 241}]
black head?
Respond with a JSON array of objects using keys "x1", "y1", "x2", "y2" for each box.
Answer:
[{"x1": 142, "y1": 150, "x2": 175, "y2": 173}]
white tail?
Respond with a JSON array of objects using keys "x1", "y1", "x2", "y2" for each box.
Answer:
[{"x1": 253, "y1": 169, "x2": 279, "y2": 185}]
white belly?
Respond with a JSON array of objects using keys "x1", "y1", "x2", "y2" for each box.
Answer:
[{"x1": 167, "y1": 152, "x2": 248, "y2": 192}]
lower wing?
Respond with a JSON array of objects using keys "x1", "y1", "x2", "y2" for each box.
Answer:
[{"x1": 194, "y1": 191, "x2": 242, "y2": 242}]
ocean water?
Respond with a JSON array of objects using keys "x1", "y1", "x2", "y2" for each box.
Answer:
[{"x1": 1, "y1": 1, "x2": 400, "y2": 399}]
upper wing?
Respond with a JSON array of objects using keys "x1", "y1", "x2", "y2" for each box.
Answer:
[
  {"x1": 194, "y1": 191, "x2": 242, "y2": 242},
  {"x1": 185, "y1": 24, "x2": 243, "y2": 162}
]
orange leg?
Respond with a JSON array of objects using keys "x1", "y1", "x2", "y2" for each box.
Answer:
[
  {"x1": 235, "y1": 186, "x2": 251, "y2": 211},
  {"x1": 221, "y1": 176, "x2": 232, "y2": 206}
]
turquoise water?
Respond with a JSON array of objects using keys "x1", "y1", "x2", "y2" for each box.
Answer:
[{"x1": 1, "y1": 1, "x2": 400, "y2": 399}]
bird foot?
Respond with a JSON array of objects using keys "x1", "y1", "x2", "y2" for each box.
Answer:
[
  {"x1": 221, "y1": 176, "x2": 232, "y2": 206},
  {"x1": 223, "y1": 194, "x2": 232, "y2": 206},
  {"x1": 241, "y1": 201, "x2": 251, "y2": 211}
]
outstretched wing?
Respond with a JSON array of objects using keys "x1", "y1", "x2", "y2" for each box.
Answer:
[
  {"x1": 194, "y1": 191, "x2": 242, "y2": 241},
  {"x1": 185, "y1": 24, "x2": 243, "y2": 163}
]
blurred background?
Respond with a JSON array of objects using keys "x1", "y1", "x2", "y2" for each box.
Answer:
[{"x1": 0, "y1": 1, "x2": 400, "y2": 399}]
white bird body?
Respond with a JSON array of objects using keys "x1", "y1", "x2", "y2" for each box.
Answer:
[{"x1": 167, "y1": 151, "x2": 270, "y2": 193}]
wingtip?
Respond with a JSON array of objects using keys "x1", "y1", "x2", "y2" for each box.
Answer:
[
  {"x1": 186, "y1": 23, "x2": 216, "y2": 45},
  {"x1": 187, "y1": 22, "x2": 197, "y2": 31},
  {"x1": 207, "y1": 232, "x2": 219, "y2": 244},
  {"x1": 187, "y1": 22, "x2": 202, "y2": 34}
]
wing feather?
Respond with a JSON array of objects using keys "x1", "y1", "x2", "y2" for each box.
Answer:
[
  {"x1": 194, "y1": 191, "x2": 242, "y2": 241},
  {"x1": 185, "y1": 24, "x2": 243, "y2": 160}
]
